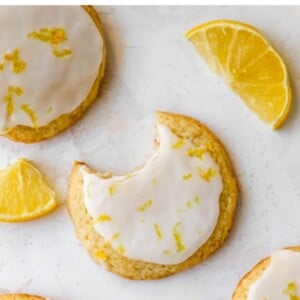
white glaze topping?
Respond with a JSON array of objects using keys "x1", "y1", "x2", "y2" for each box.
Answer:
[
  {"x1": 81, "y1": 124, "x2": 223, "y2": 265},
  {"x1": 0, "y1": 6, "x2": 103, "y2": 132},
  {"x1": 248, "y1": 249, "x2": 300, "y2": 300}
]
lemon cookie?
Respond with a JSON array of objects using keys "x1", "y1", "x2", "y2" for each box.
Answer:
[
  {"x1": 0, "y1": 6, "x2": 106, "y2": 143},
  {"x1": 233, "y1": 247, "x2": 300, "y2": 300},
  {"x1": 0, "y1": 295, "x2": 45, "y2": 300},
  {"x1": 68, "y1": 112, "x2": 238, "y2": 279}
]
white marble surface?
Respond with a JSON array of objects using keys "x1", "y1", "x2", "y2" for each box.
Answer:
[{"x1": 0, "y1": 5, "x2": 300, "y2": 300}]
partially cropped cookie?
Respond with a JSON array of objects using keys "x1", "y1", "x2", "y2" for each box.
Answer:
[
  {"x1": 0, "y1": 6, "x2": 106, "y2": 143},
  {"x1": 68, "y1": 111, "x2": 238, "y2": 279},
  {"x1": 233, "y1": 247, "x2": 300, "y2": 300},
  {"x1": 0, "y1": 294, "x2": 45, "y2": 300}
]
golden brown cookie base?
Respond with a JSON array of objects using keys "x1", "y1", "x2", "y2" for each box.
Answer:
[
  {"x1": 68, "y1": 111, "x2": 238, "y2": 280},
  {"x1": 0, "y1": 294, "x2": 45, "y2": 300},
  {"x1": 2, "y1": 6, "x2": 106, "y2": 143}
]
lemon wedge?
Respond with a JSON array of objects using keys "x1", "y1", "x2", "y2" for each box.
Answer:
[
  {"x1": 186, "y1": 19, "x2": 291, "y2": 129},
  {"x1": 0, "y1": 159, "x2": 57, "y2": 222}
]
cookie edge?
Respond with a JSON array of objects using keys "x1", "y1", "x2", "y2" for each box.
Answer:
[{"x1": 0, "y1": 294, "x2": 45, "y2": 300}]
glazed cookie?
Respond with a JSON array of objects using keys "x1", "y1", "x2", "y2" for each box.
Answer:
[
  {"x1": 233, "y1": 247, "x2": 300, "y2": 300},
  {"x1": 0, "y1": 295, "x2": 45, "y2": 300},
  {"x1": 68, "y1": 111, "x2": 238, "y2": 279},
  {"x1": 0, "y1": 6, "x2": 106, "y2": 143}
]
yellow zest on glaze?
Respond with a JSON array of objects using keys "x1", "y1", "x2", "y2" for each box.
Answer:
[
  {"x1": 199, "y1": 168, "x2": 217, "y2": 182},
  {"x1": 187, "y1": 148, "x2": 206, "y2": 160},
  {"x1": 154, "y1": 223, "x2": 162, "y2": 239},
  {"x1": 186, "y1": 201, "x2": 192, "y2": 209},
  {"x1": 152, "y1": 177, "x2": 157, "y2": 185},
  {"x1": 52, "y1": 47, "x2": 72, "y2": 58},
  {"x1": 163, "y1": 249, "x2": 171, "y2": 256},
  {"x1": 95, "y1": 251, "x2": 107, "y2": 261},
  {"x1": 0, "y1": 49, "x2": 26, "y2": 74},
  {"x1": 176, "y1": 209, "x2": 183, "y2": 213},
  {"x1": 12, "y1": 86, "x2": 23, "y2": 96},
  {"x1": 283, "y1": 282, "x2": 300, "y2": 300},
  {"x1": 118, "y1": 245, "x2": 126, "y2": 255},
  {"x1": 3, "y1": 85, "x2": 24, "y2": 117},
  {"x1": 111, "y1": 232, "x2": 120, "y2": 240},
  {"x1": 172, "y1": 138, "x2": 185, "y2": 149},
  {"x1": 20, "y1": 104, "x2": 38, "y2": 127},
  {"x1": 136, "y1": 200, "x2": 153, "y2": 212},
  {"x1": 96, "y1": 214, "x2": 112, "y2": 222},
  {"x1": 182, "y1": 173, "x2": 193, "y2": 180},
  {"x1": 173, "y1": 222, "x2": 186, "y2": 253},
  {"x1": 108, "y1": 182, "x2": 118, "y2": 196},
  {"x1": 47, "y1": 107, "x2": 52, "y2": 113},
  {"x1": 28, "y1": 27, "x2": 72, "y2": 58},
  {"x1": 194, "y1": 195, "x2": 200, "y2": 204}
]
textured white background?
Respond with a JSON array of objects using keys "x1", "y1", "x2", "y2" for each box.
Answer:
[{"x1": 0, "y1": 6, "x2": 300, "y2": 300}]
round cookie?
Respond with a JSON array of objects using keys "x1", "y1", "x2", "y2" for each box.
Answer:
[
  {"x1": 68, "y1": 111, "x2": 238, "y2": 280},
  {"x1": 0, "y1": 6, "x2": 106, "y2": 143},
  {"x1": 233, "y1": 246, "x2": 300, "y2": 300},
  {"x1": 0, "y1": 295, "x2": 45, "y2": 300}
]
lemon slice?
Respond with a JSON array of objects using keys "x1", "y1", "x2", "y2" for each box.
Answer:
[
  {"x1": 186, "y1": 19, "x2": 291, "y2": 129},
  {"x1": 0, "y1": 159, "x2": 57, "y2": 222}
]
